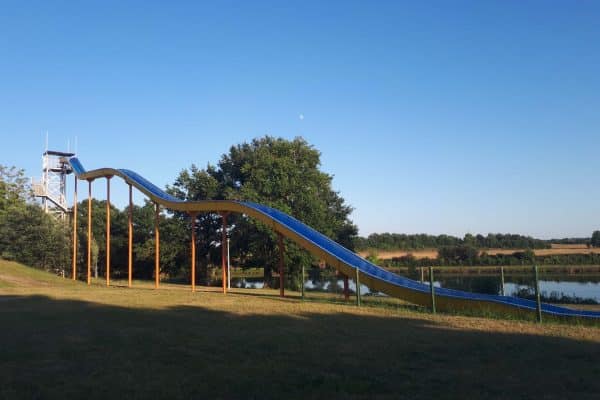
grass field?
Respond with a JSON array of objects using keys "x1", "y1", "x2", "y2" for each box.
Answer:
[
  {"x1": 1, "y1": 260, "x2": 599, "y2": 399},
  {"x1": 359, "y1": 243, "x2": 600, "y2": 260}
]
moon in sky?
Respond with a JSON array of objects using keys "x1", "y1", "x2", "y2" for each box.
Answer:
[{"x1": 299, "y1": 114, "x2": 304, "y2": 120}]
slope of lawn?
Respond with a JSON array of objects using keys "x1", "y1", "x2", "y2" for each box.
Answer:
[{"x1": 1, "y1": 259, "x2": 599, "y2": 399}]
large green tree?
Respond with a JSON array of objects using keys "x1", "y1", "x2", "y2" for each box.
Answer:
[
  {"x1": 168, "y1": 136, "x2": 358, "y2": 288},
  {"x1": 0, "y1": 165, "x2": 70, "y2": 273}
]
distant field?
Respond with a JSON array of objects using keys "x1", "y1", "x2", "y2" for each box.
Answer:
[
  {"x1": 359, "y1": 243, "x2": 600, "y2": 260},
  {"x1": 1, "y1": 259, "x2": 599, "y2": 399}
]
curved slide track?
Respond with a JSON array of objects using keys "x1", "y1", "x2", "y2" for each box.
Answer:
[{"x1": 69, "y1": 157, "x2": 600, "y2": 320}]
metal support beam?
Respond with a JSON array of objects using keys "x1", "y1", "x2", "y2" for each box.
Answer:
[
  {"x1": 87, "y1": 180, "x2": 93, "y2": 285},
  {"x1": 278, "y1": 233, "x2": 285, "y2": 297},
  {"x1": 221, "y1": 213, "x2": 228, "y2": 294},
  {"x1": 190, "y1": 213, "x2": 197, "y2": 292},
  {"x1": 128, "y1": 184, "x2": 133, "y2": 288},
  {"x1": 72, "y1": 176, "x2": 78, "y2": 280},
  {"x1": 155, "y1": 203, "x2": 160, "y2": 289},
  {"x1": 106, "y1": 176, "x2": 111, "y2": 286}
]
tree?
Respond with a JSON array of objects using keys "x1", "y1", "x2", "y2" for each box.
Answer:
[
  {"x1": 438, "y1": 245, "x2": 479, "y2": 266},
  {"x1": 168, "y1": 136, "x2": 358, "y2": 288},
  {"x1": 591, "y1": 231, "x2": 600, "y2": 248},
  {"x1": 0, "y1": 164, "x2": 70, "y2": 272}
]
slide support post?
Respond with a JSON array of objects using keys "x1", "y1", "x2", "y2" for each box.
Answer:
[
  {"x1": 190, "y1": 213, "x2": 197, "y2": 292},
  {"x1": 127, "y1": 184, "x2": 133, "y2": 288},
  {"x1": 221, "y1": 213, "x2": 228, "y2": 294},
  {"x1": 227, "y1": 234, "x2": 231, "y2": 290},
  {"x1": 72, "y1": 176, "x2": 78, "y2": 280},
  {"x1": 278, "y1": 233, "x2": 285, "y2": 297},
  {"x1": 106, "y1": 176, "x2": 111, "y2": 286},
  {"x1": 155, "y1": 203, "x2": 160, "y2": 289},
  {"x1": 87, "y1": 179, "x2": 93, "y2": 285}
]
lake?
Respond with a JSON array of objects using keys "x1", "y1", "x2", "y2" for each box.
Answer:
[{"x1": 226, "y1": 266, "x2": 600, "y2": 304}]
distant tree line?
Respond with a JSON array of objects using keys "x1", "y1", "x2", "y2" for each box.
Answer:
[
  {"x1": 549, "y1": 232, "x2": 600, "y2": 248},
  {"x1": 550, "y1": 237, "x2": 590, "y2": 245},
  {"x1": 383, "y1": 245, "x2": 600, "y2": 267},
  {"x1": 354, "y1": 233, "x2": 551, "y2": 251}
]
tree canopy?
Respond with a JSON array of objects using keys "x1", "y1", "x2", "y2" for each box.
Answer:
[
  {"x1": 0, "y1": 165, "x2": 70, "y2": 272},
  {"x1": 168, "y1": 136, "x2": 358, "y2": 287}
]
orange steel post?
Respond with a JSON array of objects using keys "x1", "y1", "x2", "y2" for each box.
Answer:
[
  {"x1": 106, "y1": 176, "x2": 112, "y2": 286},
  {"x1": 155, "y1": 203, "x2": 160, "y2": 289},
  {"x1": 128, "y1": 184, "x2": 133, "y2": 288},
  {"x1": 278, "y1": 233, "x2": 285, "y2": 297},
  {"x1": 343, "y1": 274, "x2": 349, "y2": 301},
  {"x1": 221, "y1": 213, "x2": 228, "y2": 294},
  {"x1": 72, "y1": 176, "x2": 78, "y2": 280},
  {"x1": 190, "y1": 213, "x2": 197, "y2": 292},
  {"x1": 87, "y1": 179, "x2": 93, "y2": 285}
]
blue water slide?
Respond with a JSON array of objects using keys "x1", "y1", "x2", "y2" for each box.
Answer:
[{"x1": 68, "y1": 157, "x2": 600, "y2": 319}]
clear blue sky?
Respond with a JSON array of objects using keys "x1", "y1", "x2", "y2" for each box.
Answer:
[{"x1": 1, "y1": 1, "x2": 599, "y2": 239}]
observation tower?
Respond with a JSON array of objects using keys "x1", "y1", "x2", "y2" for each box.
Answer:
[{"x1": 32, "y1": 150, "x2": 75, "y2": 220}]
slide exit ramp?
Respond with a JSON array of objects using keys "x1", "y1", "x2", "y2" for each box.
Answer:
[{"x1": 69, "y1": 157, "x2": 600, "y2": 320}]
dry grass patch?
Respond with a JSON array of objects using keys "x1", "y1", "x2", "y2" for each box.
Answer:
[{"x1": 359, "y1": 245, "x2": 600, "y2": 260}]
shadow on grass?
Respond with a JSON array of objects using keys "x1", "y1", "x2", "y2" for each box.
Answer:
[{"x1": 0, "y1": 294, "x2": 599, "y2": 400}]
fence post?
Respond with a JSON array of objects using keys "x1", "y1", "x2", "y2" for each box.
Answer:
[
  {"x1": 429, "y1": 266, "x2": 436, "y2": 314},
  {"x1": 301, "y1": 264, "x2": 305, "y2": 301},
  {"x1": 355, "y1": 268, "x2": 361, "y2": 307},
  {"x1": 534, "y1": 265, "x2": 542, "y2": 323}
]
